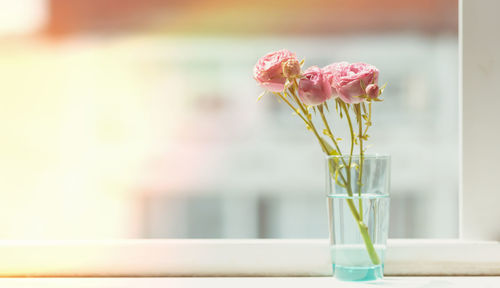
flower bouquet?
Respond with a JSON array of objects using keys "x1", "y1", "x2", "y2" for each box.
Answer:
[{"x1": 253, "y1": 50, "x2": 390, "y2": 281}]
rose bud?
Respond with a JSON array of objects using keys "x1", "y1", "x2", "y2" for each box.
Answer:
[
  {"x1": 283, "y1": 58, "x2": 301, "y2": 78},
  {"x1": 365, "y1": 84, "x2": 379, "y2": 99},
  {"x1": 298, "y1": 66, "x2": 332, "y2": 106},
  {"x1": 253, "y1": 49, "x2": 298, "y2": 92},
  {"x1": 325, "y1": 62, "x2": 379, "y2": 104}
]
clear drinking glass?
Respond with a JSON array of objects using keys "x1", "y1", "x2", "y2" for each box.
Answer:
[{"x1": 326, "y1": 154, "x2": 390, "y2": 281}]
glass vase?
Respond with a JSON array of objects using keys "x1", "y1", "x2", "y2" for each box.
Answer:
[{"x1": 325, "y1": 154, "x2": 390, "y2": 281}]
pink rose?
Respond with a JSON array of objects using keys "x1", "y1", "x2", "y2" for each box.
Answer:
[
  {"x1": 253, "y1": 49, "x2": 298, "y2": 92},
  {"x1": 298, "y1": 66, "x2": 332, "y2": 106},
  {"x1": 324, "y1": 62, "x2": 379, "y2": 104},
  {"x1": 365, "y1": 84, "x2": 379, "y2": 99},
  {"x1": 322, "y1": 62, "x2": 349, "y2": 99}
]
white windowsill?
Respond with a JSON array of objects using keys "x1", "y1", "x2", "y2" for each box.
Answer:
[
  {"x1": 0, "y1": 239, "x2": 498, "y2": 277},
  {"x1": 0, "y1": 277, "x2": 499, "y2": 288}
]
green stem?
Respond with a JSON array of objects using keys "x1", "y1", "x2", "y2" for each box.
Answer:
[
  {"x1": 275, "y1": 86, "x2": 380, "y2": 266},
  {"x1": 341, "y1": 103, "x2": 355, "y2": 192},
  {"x1": 276, "y1": 90, "x2": 350, "y2": 190},
  {"x1": 344, "y1": 104, "x2": 379, "y2": 265},
  {"x1": 275, "y1": 91, "x2": 335, "y2": 168},
  {"x1": 318, "y1": 105, "x2": 350, "y2": 171},
  {"x1": 358, "y1": 221, "x2": 380, "y2": 265},
  {"x1": 343, "y1": 198, "x2": 380, "y2": 265},
  {"x1": 341, "y1": 104, "x2": 355, "y2": 168},
  {"x1": 274, "y1": 92, "x2": 308, "y2": 124},
  {"x1": 342, "y1": 103, "x2": 364, "y2": 215},
  {"x1": 287, "y1": 85, "x2": 330, "y2": 155},
  {"x1": 355, "y1": 104, "x2": 364, "y2": 212},
  {"x1": 326, "y1": 104, "x2": 380, "y2": 265}
]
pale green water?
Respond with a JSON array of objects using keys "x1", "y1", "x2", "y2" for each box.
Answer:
[
  {"x1": 333, "y1": 264, "x2": 384, "y2": 281},
  {"x1": 330, "y1": 245, "x2": 385, "y2": 281}
]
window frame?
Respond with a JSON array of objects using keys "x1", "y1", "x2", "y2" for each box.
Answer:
[
  {"x1": 460, "y1": 0, "x2": 500, "y2": 240},
  {"x1": 1, "y1": 0, "x2": 499, "y2": 277}
]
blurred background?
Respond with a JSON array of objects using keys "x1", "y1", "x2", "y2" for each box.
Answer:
[{"x1": 0, "y1": 0, "x2": 458, "y2": 239}]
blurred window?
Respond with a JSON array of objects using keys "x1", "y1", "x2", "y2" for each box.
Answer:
[{"x1": 0, "y1": 0, "x2": 458, "y2": 239}]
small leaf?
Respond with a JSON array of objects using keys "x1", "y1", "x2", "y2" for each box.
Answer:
[
  {"x1": 351, "y1": 162, "x2": 359, "y2": 170},
  {"x1": 336, "y1": 138, "x2": 342, "y2": 142},
  {"x1": 334, "y1": 164, "x2": 345, "y2": 184},
  {"x1": 257, "y1": 91, "x2": 266, "y2": 102},
  {"x1": 305, "y1": 124, "x2": 312, "y2": 131},
  {"x1": 380, "y1": 82, "x2": 387, "y2": 92},
  {"x1": 322, "y1": 139, "x2": 339, "y2": 156},
  {"x1": 361, "y1": 102, "x2": 367, "y2": 114},
  {"x1": 323, "y1": 129, "x2": 332, "y2": 137},
  {"x1": 335, "y1": 176, "x2": 346, "y2": 188}
]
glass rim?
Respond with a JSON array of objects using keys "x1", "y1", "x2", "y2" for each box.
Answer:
[{"x1": 325, "y1": 153, "x2": 390, "y2": 160}]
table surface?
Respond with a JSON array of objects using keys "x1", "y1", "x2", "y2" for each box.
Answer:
[{"x1": 0, "y1": 277, "x2": 499, "y2": 288}]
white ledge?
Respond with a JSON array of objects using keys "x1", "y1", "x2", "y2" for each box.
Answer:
[
  {"x1": 0, "y1": 239, "x2": 498, "y2": 277},
  {"x1": 0, "y1": 277, "x2": 500, "y2": 288}
]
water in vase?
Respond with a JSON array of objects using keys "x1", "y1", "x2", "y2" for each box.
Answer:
[{"x1": 327, "y1": 194, "x2": 390, "y2": 281}]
